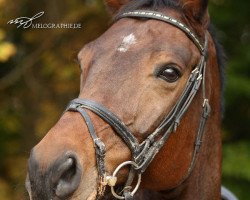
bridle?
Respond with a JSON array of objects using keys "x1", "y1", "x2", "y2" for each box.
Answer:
[
  {"x1": 65, "y1": 10, "x2": 211, "y2": 200},
  {"x1": 66, "y1": 10, "x2": 210, "y2": 199}
]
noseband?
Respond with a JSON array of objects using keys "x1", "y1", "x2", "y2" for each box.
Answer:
[{"x1": 65, "y1": 10, "x2": 211, "y2": 199}]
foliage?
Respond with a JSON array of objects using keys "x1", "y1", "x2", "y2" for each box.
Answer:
[
  {"x1": 209, "y1": 0, "x2": 250, "y2": 140},
  {"x1": 0, "y1": 0, "x2": 249, "y2": 199},
  {"x1": 209, "y1": 0, "x2": 250, "y2": 199},
  {"x1": 0, "y1": 1, "x2": 109, "y2": 199}
]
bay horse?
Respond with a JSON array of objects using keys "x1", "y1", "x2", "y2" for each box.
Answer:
[{"x1": 26, "y1": 0, "x2": 228, "y2": 199}]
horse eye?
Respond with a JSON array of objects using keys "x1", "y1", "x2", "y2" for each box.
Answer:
[{"x1": 158, "y1": 66, "x2": 181, "y2": 83}]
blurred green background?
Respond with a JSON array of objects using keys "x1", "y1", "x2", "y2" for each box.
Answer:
[{"x1": 0, "y1": 0, "x2": 249, "y2": 199}]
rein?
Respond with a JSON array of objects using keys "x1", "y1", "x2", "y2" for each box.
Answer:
[{"x1": 65, "y1": 10, "x2": 211, "y2": 200}]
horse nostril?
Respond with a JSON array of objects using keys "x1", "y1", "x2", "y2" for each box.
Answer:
[{"x1": 52, "y1": 152, "x2": 82, "y2": 198}]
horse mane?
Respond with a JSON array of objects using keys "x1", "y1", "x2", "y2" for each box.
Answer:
[
  {"x1": 114, "y1": 0, "x2": 226, "y2": 112},
  {"x1": 208, "y1": 24, "x2": 227, "y2": 113}
]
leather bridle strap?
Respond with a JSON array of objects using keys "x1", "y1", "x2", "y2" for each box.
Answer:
[
  {"x1": 72, "y1": 98, "x2": 140, "y2": 157},
  {"x1": 117, "y1": 10, "x2": 205, "y2": 54},
  {"x1": 134, "y1": 54, "x2": 209, "y2": 173},
  {"x1": 65, "y1": 104, "x2": 107, "y2": 195},
  {"x1": 65, "y1": 10, "x2": 211, "y2": 200}
]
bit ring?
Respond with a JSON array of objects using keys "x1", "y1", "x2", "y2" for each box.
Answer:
[{"x1": 110, "y1": 161, "x2": 142, "y2": 199}]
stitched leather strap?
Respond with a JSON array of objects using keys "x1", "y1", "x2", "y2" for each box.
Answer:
[
  {"x1": 65, "y1": 104, "x2": 107, "y2": 196},
  {"x1": 117, "y1": 10, "x2": 205, "y2": 54},
  {"x1": 71, "y1": 98, "x2": 140, "y2": 157}
]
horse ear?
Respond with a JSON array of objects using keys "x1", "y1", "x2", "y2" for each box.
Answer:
[
  {"x1": 104, "y1": 0, "x2": 131, "y2": 13},
  {"x1": 180, "y1": 0, "x2": 209, "y2": 28}
]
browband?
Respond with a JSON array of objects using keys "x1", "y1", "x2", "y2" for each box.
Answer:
[{"x1": 117, "y1": 10, "x2": 205, "y2": 54}]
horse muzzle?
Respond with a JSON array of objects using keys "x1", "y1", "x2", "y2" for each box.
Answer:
[{"x1": 26, "y1": 150, "x2": 82, "y2": 199}]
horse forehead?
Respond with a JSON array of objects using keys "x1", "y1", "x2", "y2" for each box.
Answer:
[
  {"x1": 79, "y1": 18, "x2": 197, "y2": 74},
  {"x1": 91, "y1": 18, "x2": 193, "y2": 54}
]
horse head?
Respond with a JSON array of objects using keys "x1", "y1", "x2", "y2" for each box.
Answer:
[{"x1": 26, "y1": 0, "x2": 222, "y2": 199}]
